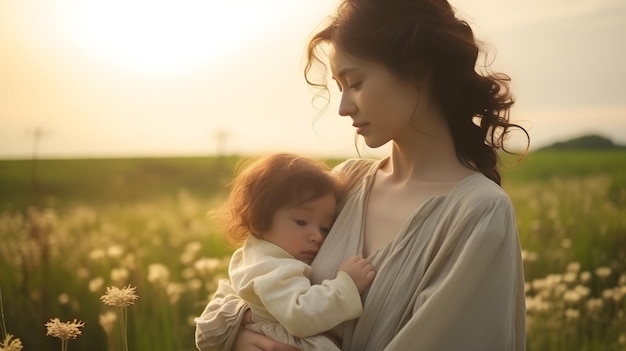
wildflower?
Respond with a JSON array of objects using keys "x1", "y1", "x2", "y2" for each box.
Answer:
[
  {"x1": 88, "y1": 277, "x2": 104, "y2": 292},
  {"x1": 580, "y1": 271, "x2": 591, "y2": 283},
  {"x1": 181, "y1": 241, "x2": 203, "y2": 264},
  {"x1": 111, "y1": 268, "x2": 129, "y2": 285},
  {"x1": 194, "y1": 257, "x2": 221, "y2": 276},
  {"x1": 563, "y1": 290, "x2": 581, "y2": 304},
  {"x1": 100, "y1": 285, "x2": 138, "y2": 351},
  {"x1": 586, "y1": 298, "x2": 603, "y2": 313},
  {"x1": 166, "y1": 282, "x2": 185, "y2": 304},
  {"x1": 531, "y1": 278, "x2": 547, "y2": 291},
  {"x1": 0, "y1": 290, "x2": 22, "y2": 351},
  {"x1": 107, "y1": 245, "x2": 124, "y2": 258},
  {"x1": 58, "y1": 293, "x2": 70, "y2": 305},
  {"x1": 611, "y1": 287, "x2": 624, "y2": 301},
  {"x1": 595, "y1": 266, "x2": 611, "y2": 279},
  {"x1": 98, "y1": 311, "x2": 117, "y2": 334},
  {"x1": 521, "y1": 250, "x2": 538, "y2": 263},
  {"x1": 525, "y1": 295, "x2": 550, "y2": 313},
  {"x1": 187, "y1": 278, "x2": 203, "y2": 291},
  {"x1": 45, "y1": 318, "x2": 85, "y2": 351},
  {"x1": 566, "y1": 262, "x2": 581, "y2": 273},
  {"x1": 0, "y1": 334, "x2": 23, "y2": 351},
  {"x1": 564, "y1": 308, "x2": 579, "y2": 320},
  {"x1": 546, "y1": 274, "x2": 563, "y2": 287},
  {"x1": 186, "y1": 241, "x2": 202, "y2": 253},
  {"x1": 182, "y1": 267, "x2": 196, "y2": 280},
  {"x1": 574, "y1": 284, "x2": 590, "y2": 299},
  {"x1": 45, "y1": 318, "x2": 85, "y2": 340},
  {"x1": 602, "y1": 289, "x2": 614, "y2": 300},
  {"x1": 554, "y1": 283, "x2": 567, "y2": 297},
  {"x1": 100, "y1": 285, "x2": 138, "y2": 308},
  {"x1": 76, "y1": 267, "x2": 89, "y2": 279},
  {"x1": 563, "y1": 272, "x2": 577, "y2": 284},
  {"x1": 147, "y1": 263, "x2": 170, "y2": 287},
  {"x1": 88, "y1": 248, "x2": 106, "y2": 261},
  {"x1": 180, "y1": 251, "x2": 195, "y2": 265},
  {"x1": 121, "y1": 254, "x2": 136, "y2": 270}
]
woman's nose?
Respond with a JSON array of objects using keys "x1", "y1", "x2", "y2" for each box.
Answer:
[{"x1": 338, "y1": 92, "x2": 356, "y2": 117}]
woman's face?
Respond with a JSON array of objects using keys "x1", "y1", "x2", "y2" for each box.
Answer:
[{"x1": 329, "y1": 45, "x2": 423, "y2": 149}]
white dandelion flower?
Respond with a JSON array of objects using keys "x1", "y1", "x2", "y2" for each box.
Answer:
[
  {"x1": 45, "y1": 318, "x2": 85, "y2": 340},
  {"x1": 0, "y1": 334, "x2": 23, "y2": 351},
  {"x1": 100, "y1": 285, "x2": 138, "y2": 308}
]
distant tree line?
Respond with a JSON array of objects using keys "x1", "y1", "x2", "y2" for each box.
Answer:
[{"x1": 540, "y1": 134, "x2": 626, "y2": 151}]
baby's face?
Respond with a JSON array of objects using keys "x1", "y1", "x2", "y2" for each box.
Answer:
[{"x1": 260, "y1": 193, "x2": 337, "y2": 264}]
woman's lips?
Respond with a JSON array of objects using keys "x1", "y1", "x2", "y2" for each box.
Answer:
[{"x1": 353, "y1": 122, "x2": 369, "y2": 134}]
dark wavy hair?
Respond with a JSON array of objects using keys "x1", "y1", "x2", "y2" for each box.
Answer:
[{"x1": 305, "y1": 0, "x2": 529, "y2": 185}]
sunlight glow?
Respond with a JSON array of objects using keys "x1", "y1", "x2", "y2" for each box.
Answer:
[{"x1": 58, "y1": 1, "x2": 298, "y2": 74}]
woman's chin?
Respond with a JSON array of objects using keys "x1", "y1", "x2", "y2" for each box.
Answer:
[{"x1": 363, "y1": 138, "x2": 388, "y2": 149}]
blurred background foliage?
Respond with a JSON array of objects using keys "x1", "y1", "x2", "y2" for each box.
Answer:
[{"x1": 0, "y1": 147, "x2": 625, "y2": 350}]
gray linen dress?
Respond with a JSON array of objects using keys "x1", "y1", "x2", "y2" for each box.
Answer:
[{"x1": 195, "y1": 158, "x2": 526, "y2": 351}]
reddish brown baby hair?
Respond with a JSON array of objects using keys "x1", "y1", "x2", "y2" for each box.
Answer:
[{"x1": 222, "y1": 153, "x2": 343, "y2": 246}]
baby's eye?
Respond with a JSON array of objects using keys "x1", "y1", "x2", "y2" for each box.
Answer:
[
  {"x1": 294, "y1": 219, "x2": 307, "y2": 226},
  {"x1": 321, "y1": 227, "x2": 331, "y2": 236}
]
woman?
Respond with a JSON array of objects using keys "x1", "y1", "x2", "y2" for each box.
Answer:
[{"x1": 195, "y1": 0, "x2": 528, "y2": 350}]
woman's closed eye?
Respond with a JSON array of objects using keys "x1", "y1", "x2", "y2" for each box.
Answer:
[
  {"x1": 334, "y1": 79, "x2": 343, "y2": 93},
  {"x1": 348, "y1": 81, "x2": 362, "y2": 90}
]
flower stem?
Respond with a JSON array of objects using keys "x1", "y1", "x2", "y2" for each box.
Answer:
[
  {"x1": 0, "y1": 286, "x2": 6, "y2": 340},
  {"x1": 118, "y1": 307, "x2": 129, "y2": 351}
]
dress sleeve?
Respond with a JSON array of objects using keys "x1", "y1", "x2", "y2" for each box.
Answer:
[
  {"x1": 194, "y1": 279, "x2": 248, "y2": 351},
  {"x1": 255, "y1": 266, "x2": 363, "y2": 338},
  {"x1": 384, "y1": 197, "x2": 526, "y2": 351}
]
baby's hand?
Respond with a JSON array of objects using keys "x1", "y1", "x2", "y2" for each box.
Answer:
[{"x1": 338, "y1": 255, "x2": 375, "y2": 293}]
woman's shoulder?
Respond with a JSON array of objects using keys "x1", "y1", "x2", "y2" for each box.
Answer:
[
  {"x1": 332, "y1": 158, "x2": 379, "y2": 174},
  {"x1": 332, "y1": 158, "x2": 380, "y2": 191},
  {"x1": 451, "y1": 173, "x2": 513, "y2": 210},
  {"x1": 440, "y1": 174, "x2": 518, "y2": 243}
]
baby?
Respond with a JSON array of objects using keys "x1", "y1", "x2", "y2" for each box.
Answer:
[{"x1": 198, "y1": 153, "x2": 375, "y2": 351}]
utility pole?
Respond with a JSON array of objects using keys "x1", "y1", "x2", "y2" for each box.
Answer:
[
  {"x1": 25, "y1": 126, "x2": 49, "y2": 206},
  {"x1": 214, "y1": 129, "x2": 229, "y2": 157},
  {"x1": 213, "y1": 129, "x2": 230, "y2": 174},
  {"x1": 25, "y1": 126, "x2": 51, "y2": 322}
]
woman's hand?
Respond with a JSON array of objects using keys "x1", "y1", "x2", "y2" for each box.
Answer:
[{"x1": 233, "y1": 329, "x2": 301, "y2": 351}]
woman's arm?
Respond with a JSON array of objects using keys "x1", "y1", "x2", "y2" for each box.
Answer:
[
  {"x1": 234, "y1": 328, "x2": 301, "y2": 351},
  {"x1": 195, "y1": 280, "x2": 302, "y2": 351},
  {"x1": 194, "y1": 279, "x2": 248, "y2": 350}
]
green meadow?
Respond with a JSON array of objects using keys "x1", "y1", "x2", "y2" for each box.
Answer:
[{"x1": 0, "y1": 150, "x2": 625, "y2": 350}]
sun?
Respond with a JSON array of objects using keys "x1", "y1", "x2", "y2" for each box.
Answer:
[{"x1": 57, "y1": 1, "x2": 299, "y2": 75}]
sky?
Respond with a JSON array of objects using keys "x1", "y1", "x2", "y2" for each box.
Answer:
[{"x1": 1, "y1": 0, "x2": 625, "y2": 159}]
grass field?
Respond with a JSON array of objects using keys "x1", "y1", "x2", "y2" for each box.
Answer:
[{"x1": 0, "y1": 150, "x2": 625, "y2": 350}]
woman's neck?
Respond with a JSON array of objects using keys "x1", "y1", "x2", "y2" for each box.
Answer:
[{"x1": 382, "y1": 132, "x2": 475, "y2": 184}]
